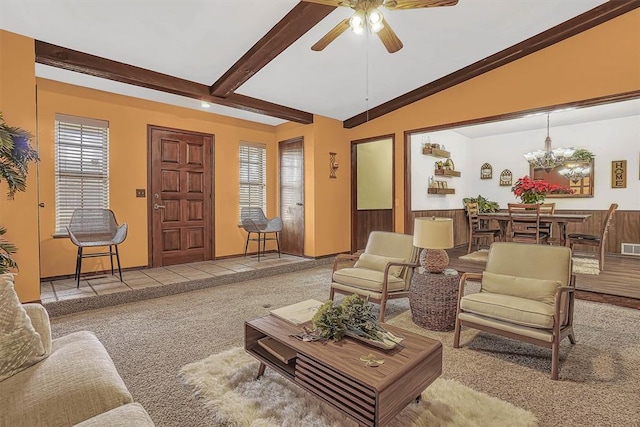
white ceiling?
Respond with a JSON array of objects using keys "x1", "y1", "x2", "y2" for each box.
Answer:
[{"x1": 0, "y1": 0, "x2": 611, "y2": 126}]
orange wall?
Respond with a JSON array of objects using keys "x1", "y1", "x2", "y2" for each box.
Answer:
[
  {"x1": 343, "y1": 10, "x2": 640, "y2": 233},
  {"x1": 36, "y1": 79, "x2": 279, "y2": 278},
  {"x1": 0, "y1": 31, "x2": 41, "y2": 302}
]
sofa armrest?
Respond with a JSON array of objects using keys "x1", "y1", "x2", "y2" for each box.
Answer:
[
  {"x1": 332, "y1": 253, "x2": 360, "y2": 273},
  {"x1": 23, "y1": 303, "x2": 52, "y2": 356}
]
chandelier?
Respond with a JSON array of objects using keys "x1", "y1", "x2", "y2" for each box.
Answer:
[
  {"x1": 559, "y1": 163, "x2": 590, "y2": 183},
  {"x1": 523, "y1": 114, "x2": 575, "y2": 172}
]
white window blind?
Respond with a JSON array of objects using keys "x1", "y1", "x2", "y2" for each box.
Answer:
[
  {"x1": 55, "y1": 114, "x2": 109, "y2": 235},
  {"x1": 239, "y1": 142, "x2": 266, "y2": 221}
]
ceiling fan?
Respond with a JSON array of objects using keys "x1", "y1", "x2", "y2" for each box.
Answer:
[{"x1": 303, "y1": 0, "x2": 458, "y2": 53}]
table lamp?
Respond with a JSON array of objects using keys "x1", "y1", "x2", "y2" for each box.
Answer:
[{"x1": 413, "y1": 217, "x2": 454, "y2": 273}]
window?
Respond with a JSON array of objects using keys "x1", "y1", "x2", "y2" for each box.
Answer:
[
  {"x1": 54, "y1": 114, "x2": 109, "y2": 235},
  {"x1": 238, "y1": 142, "x2": 266, "y2": 221}
]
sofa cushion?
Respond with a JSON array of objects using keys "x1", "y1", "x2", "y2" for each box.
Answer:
[
  {"x1": 333, "y1": 267, "x2": 406, "y2": 292},
  {"x1": 460, "y1": 293, "x2": 556, "y2": 329},
  {"x1": 73, "y1": 403, "x2": 155, "y2": 426},
  {"x1": 0, "y1": 331, "x2": 133, "y2": 427},
  {"x1": 0, "y1": 274, "x2": 46, "y2": 382},
  {"x1": 481, "y1": 271, "x2": 561, "y2": 305},
  {"x1": 354, "y1": 253, "x2": 406, "y2": 277}
]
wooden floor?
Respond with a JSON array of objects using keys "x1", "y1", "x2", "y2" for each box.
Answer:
[{"x1": 447, "y1": 245, "x2": 640, "y2": 306}]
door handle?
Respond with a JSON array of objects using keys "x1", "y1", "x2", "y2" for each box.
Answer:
[
  {"x1": 296, "y1": 202, "x2": 303, "y2": 206},
  {"x1": 154, "y1": 203, "x2": 166, "y2": 210}
]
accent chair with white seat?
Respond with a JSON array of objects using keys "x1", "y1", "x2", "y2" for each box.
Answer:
[
  {"x1": 453, "y1": 242, "x2": 576, "y2": 380},
  {"x1": 330, "y1": 231, "x2": 419, "y2": 321}
]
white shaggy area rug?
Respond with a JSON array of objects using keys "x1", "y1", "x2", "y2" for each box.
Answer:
[
  {"x1": 459, "y1": 249, "x2": 600, "y2": 275},
  {"x1": 180, "y1": 347, "x2": 537, "y2": 427}
]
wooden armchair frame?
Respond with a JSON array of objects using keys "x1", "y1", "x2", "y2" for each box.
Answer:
[{"x1": 453, "y1": 271, "x2": 576, "y2": 380}]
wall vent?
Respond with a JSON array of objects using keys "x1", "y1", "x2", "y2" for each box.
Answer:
[{"x1": 621, "y1": 243, "x2": 640, "y2": 256}]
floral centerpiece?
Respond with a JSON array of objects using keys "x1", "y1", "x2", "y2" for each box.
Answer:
[{"x1": 511, "y1": 176, "x2": 573, "y2": 204}]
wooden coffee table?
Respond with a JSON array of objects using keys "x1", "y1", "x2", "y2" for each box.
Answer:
[{"x1": 245, "y1": 315, "x2": 442, "y2": 427}]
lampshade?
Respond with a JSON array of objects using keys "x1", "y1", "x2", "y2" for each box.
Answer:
[{"x1": 413, "y1": 217, "x2": 454, "y2": 249}]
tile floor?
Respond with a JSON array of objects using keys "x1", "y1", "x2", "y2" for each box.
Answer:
[{"x1": 40, "y1": 253, "x2": 308, "y2": 303}]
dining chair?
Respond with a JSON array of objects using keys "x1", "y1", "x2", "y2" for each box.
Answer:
[
  {"x1": 66, "y1": 209, "x2": 128, "y2": 288},
  {"x1": 507, "y1": 203, "x2": 549, "y2": 244},
  {"x1": 528, "y1": 202, "x2": 556, "y2": 242},
  {"x1": 566, "y1": 203, "x2": 617, "y2": 270},
  {"x1": 465, "y1": 202, "x2": 501, "y2": 253}
]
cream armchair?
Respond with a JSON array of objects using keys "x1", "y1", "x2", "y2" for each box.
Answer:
[
  {"x1": 453, "y1": 242, "x2": 576, "y2": 380},
  {"x1": 330, "y1": 231, "x2": 419, "y2": 321}
]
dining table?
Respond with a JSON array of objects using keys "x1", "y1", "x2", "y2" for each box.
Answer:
[{"x1": 478, "y1": 212, "x2": 591, "y2": 246}]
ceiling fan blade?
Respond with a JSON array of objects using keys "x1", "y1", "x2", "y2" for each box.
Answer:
[
  {"x1": 384, "y1": 0, "x2": 458, "y2": 10},
  {"x1": 311, "y1": 18, "x2": 350, "y2": 51},
  {"x1": 376, "y1": 18, "x2": 403, "y2": 53},
  {"x1": 301, "y1": 0, "x2": 347, "y2": 6}
]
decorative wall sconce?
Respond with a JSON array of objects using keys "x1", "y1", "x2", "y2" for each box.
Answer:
[
  {"x1": 499, "y1": 169, "x2": 513, "y2": 186},
  {"x1": 329, "y1": 152, "x2": 339, "y2": 179},
  {"x1": 480, "y1": 163, "x2": 492, "y2": 179}
]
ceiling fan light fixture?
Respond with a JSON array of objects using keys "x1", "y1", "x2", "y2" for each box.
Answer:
[
  {"x1": 349, "y1": 11, "x2": 365, "y2": 34},
  {"x1": 367, "y1": 8, "x2": 384, "y2": 33}
]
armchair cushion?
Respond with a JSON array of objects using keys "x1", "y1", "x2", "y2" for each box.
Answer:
[
  {"x1": 0, "y1": 275, "x2": 46, "y2": 382},
  {"x1": 353, "y1": 253, "x2": 406, "y2": 277},
  {"x1": 481, "y1": 271, "x2": 562, "y2": 305},
  {"x1": 461, "y1": 293, "x2": 556, "y2": 329},
  {"x1": 332, "y1": 268, "x2": 405, "y2": 292}
]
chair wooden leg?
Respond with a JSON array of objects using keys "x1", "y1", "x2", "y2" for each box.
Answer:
[
  {"x1": 551, "y1": 340, "x2": 559, "y2": 380},
  {"x1": 378, "y1": 299, "x2": 387, "y2": 322},
  {"x1": 453, "y1": 318, "x2": 461, "y2": 348},
  {"x1": 467, "y1": 238, "x2": 472, "y2": 254},
  {"x1": 115, "y1": 245, "x2": 123, "y2": 282},
  {"x1": 275, "y1": 232, "x2": 281, "y2": 258},
  {"x1": 75, "y1": 247, "x2": 83, "y2": 288},
  {"x1": 568, "y1": 330, "x2": 576, "y2": 345},
  {"x1": 329, "y1": 287, "x2": 335, "y2": 300},
  {"x1": 599, "y1": 243, "x2": 605, "y2": 271}
]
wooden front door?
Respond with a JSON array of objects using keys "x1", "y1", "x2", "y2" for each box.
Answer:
[
  {"x1": 279, "y1": 137, "x2": 304, "y2": 256},
  {"x1": 148, "y1": 126, "x2": 214, "y2": 267},
  {"x1": 351, "y1": 136, "x2": 395, "y2": 252}
]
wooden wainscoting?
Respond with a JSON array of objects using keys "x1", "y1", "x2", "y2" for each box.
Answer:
[
  {"x1": 408, "y1": 208, "x2": 639, "y2": 255},
  {"x1": 560, "y1": 209, "x2": 639, "y2": 254},
  {"x1": 408, "y1": 210, "x2": 469, "y2": 248},
  {"x1": 353, "y1": 209, "x2": 394, "y2": 252}
]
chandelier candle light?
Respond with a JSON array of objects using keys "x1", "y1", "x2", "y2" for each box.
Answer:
[
  {"x1": 413, "y1": 217, "x2": 454, "y2": 274},
  {"x1": 523, "y1": 114, "x2": 575, "y2": 172}
]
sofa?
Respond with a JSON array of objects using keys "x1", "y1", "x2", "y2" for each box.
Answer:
[{"x1": 0, "y1": 286, "x2": 154, "y2": 426}]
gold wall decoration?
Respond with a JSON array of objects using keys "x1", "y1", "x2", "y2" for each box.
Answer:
[
  {"x1": 480, "y1": 163, "x2": 492, "y2": 179},
  {"x1": 499, "y1": 169, "x2": 513, "y2": 186},
  {"x1": 611, "y1": 160, "x2": 626, "y2": 188},
  {"x1": 329, "y1": 152, "x2": 338, "y2": 179}
]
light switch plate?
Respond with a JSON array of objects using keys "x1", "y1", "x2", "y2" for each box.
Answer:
[{"x1": 136, "y1": 189, "x2": 146, "y2": 198}]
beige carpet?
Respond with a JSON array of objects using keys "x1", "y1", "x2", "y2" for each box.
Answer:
[
  {"x1": 49, "y1": 266, "x2": 640, "y2": 426},
  {"x1": 180, "y1": 347, "x2": 537, "y2": 427},
  {"x1": 459, "y1": 249, "x2": 600, "y2": 275}
]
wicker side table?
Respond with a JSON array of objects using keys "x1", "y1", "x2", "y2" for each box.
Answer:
[{"x1": 409, "y1": 268, "x2": 460, "y2": 331}]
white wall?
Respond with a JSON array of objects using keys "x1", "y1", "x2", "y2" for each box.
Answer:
[
  {"x1": 411, "y1": 115, "x2": 640, "y2": 211},
  {"x1": 411, "y1": 130, "x2": 472, "y2": 211}
]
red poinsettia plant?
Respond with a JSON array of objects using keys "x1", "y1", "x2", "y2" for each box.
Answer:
[{"x1": 511, "y1": 176, "x2": 573, "y2": 204}]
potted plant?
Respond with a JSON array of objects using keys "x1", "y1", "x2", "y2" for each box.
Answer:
[
  {"x1": 511, "y1": 176, "x2": 572, "y2": 204},
  {"x1": 0, "y1": 112, "x2": 39, "y2": 273},
  {"x1": 569, "y1": 148, "x2": 595, "y2": 162},
  {"x1": 462, "y1": 195, "x2": 499, "y2": 212}
]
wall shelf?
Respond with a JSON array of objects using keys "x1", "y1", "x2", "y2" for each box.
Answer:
[
  {"x1": 422, "y1": 147, "x2": 450, "y2": 158},
  {"x1": 428, "y1": 188, "x2": 455, "y2": 195},
  {"x1": 434, "y1": 169, "x2": 461, "y2": 177}
]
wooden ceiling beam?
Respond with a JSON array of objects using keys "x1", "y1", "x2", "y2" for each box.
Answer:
[
  {"x1": 209, "y1": 2, "x2": 336, "y2": 98},
  {"x1": 35, "y1": 41, "x2": 314, "y2": 124},
  {"x1": 344, "y1": 0, "x2": 640, "y2": 128}
]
